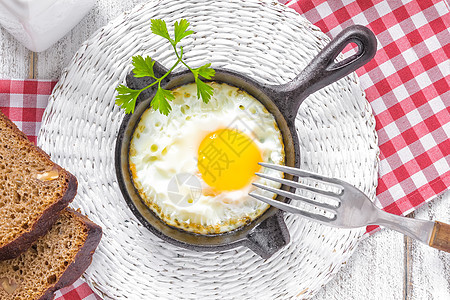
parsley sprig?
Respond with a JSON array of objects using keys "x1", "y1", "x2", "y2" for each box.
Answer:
[{"x1": 115, "y1": 19, "x2": 215, "y2": 115}]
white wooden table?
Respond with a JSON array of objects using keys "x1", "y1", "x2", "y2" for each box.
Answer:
[{"x1": 0, "y1": 0, "x2": 448, "y2": 298}]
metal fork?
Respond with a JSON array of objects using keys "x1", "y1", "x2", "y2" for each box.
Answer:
[{"x1": 249, "y1": 163, "x2": 450, "y2": 253}]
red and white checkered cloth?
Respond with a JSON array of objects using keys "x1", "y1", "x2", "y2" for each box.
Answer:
[
  {"x1": 286, "y1": 0, "x2": 450, "y2": 234},
  {"x1": 0, "y1": 80, "x2": 55, "y2": 144},
  {"x1": 0, "y1": 0, "x2": 448, "y2": 298},
  {"x1": 53, "y1": 279, "x2": 102, "y2": 300}
]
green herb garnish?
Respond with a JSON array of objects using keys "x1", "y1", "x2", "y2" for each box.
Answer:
[{"x1": 115, "y1": 19, "x2": 215, "y2": 115}]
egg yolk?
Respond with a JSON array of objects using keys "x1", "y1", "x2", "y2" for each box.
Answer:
[{"x1": 197, "y1": 129, "x2": 262, "y2": 192}]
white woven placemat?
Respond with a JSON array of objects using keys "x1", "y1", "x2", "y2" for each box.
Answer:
[{"x1": 38, "y1": 0, "x2": 379, "y2": 299}]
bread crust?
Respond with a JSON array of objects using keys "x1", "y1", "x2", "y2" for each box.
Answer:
[
  {"x1": 38, "y1": 208, "x2": 102, "y2": 300},
  {"x1": 0, "y1": 174, "x2": 77, "y2": 260},
  {"x1": 0, "y1": 111, "x2": 78, "y2": 260}
]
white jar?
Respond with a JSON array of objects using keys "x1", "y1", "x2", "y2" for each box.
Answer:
[{"x1": 0, "y1": 0, "x2": 95, "y2": 52}]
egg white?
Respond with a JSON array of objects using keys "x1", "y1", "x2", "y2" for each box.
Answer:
[{"x1": 129, "y1": 82, "x2": 284, "y2": 234}]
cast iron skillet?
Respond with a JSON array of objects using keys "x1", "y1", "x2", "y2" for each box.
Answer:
[{"x1": 116, "y1": 25, "x2": 377, "y2": 259}]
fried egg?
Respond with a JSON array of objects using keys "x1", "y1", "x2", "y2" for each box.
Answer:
[{"x1": 129, "y1": 82, "x2": 284, "y2": 234}]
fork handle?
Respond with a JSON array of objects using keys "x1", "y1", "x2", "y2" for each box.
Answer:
[
  {"x1": 429, "y1": 221, "x2": 450, "y2": 252},
  {"x1": 374, "y1": 210, "x2": 450, "y2": 253}
]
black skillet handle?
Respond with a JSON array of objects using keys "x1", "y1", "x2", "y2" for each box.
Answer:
[
  {"x1": 244, "y1": 211, "x2": 290, "y2": 259},
  {"x1": 271, "y1": 25, "x2": 377, "y2": 125}
]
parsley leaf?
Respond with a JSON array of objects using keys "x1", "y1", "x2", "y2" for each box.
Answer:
[
  {"x1": 132, "y1": 56, "x2": 156, "y2": 78},
  {"x1": 195, "y1": 78, "x2": 214, "y2": 104},
  {"x1": 174, "y1": 19, "x2": 194, "y2": 44},
  {"x1": 150, "y1": 19, "x2": 171, "y2": 42},
  {"x1": 151, "y1": 87, "x2": 174, "y2": 115},
  {"x1": 115, "y1": 85, "x2": 141, "y2": 114},
  {"x1": 115, "y1": 19, "x2": 215, "y2": 115},
  {"x1": 194, "y1": 63, "x2": 215, "y2": 80},
  {"x1": 191, "y1": 63, "x2": 215, "y2": 103}
]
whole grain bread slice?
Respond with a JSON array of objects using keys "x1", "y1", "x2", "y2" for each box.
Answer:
[
  {"x1": 0, "y1": 208, "x2": 102, "y2": 300},
  {"x1": 0, "y1": 111, "x2": 77, "y2": 260}
]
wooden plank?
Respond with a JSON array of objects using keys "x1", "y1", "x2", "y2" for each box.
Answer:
[
  {"x1": 313, "y1": 229, "x2": 406, "y2": 299},
  {"x1": 29, "y1": 52, "x2": 37, "y2": 79},
  {"x1": 0, "y1": 27, "x2": 30, "y2": 78},
  {"x1": 405, "y1": 191, "x2": 450, "y2": 300}
]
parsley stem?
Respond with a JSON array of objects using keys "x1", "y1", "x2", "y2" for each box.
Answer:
[
  {"x1": 139, "y1": 46, "x2": 184, "y2": 93},
  {"x1": 160, "y1": 46, "x2": 184, "y2": 81},
  {"x1": 172, "y1": 44, "x2": 194, "y2": 74}
]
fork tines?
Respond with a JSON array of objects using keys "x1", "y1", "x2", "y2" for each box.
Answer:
[
  {"x1": 258, "y1": 162, "x2": 344, "y2": 191},
  {"x1": 248, "y1": 163, "x2": 344, "y2": 223}
]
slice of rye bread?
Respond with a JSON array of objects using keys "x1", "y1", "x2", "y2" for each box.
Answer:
[
  {"x1": 0, "y1": 208, "x2": 102, "y2": 300},
  {"x1": 0, "y1": 111, "x2": 77, "y2": 260}
]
